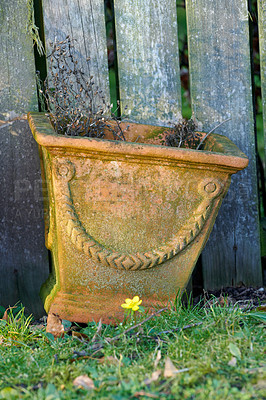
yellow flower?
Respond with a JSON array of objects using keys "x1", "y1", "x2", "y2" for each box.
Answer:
[{"x1": 121, "y1": 296, "x2": 142, "y2": 311}]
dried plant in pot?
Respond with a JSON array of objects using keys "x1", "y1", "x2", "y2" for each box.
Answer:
[{"x1": 28, "y1": 38, "x2": 248, "y2": 323}]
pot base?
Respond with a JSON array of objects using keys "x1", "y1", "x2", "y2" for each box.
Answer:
[{"x1": 45, "y1": 289, "x2": 174, "y2": 324}]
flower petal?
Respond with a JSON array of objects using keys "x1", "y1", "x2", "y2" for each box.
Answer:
[
  {"x1": 136, "y1": 299, "x2": 142, "y2": 306},
  {"x1": 132, "y1": 296, "x2": 140, "y2": 303},
  {"x1": 132, "y1": 305, "x2": 139, "y2": 311},
  {"x1": 121, "y1": 303, "x2": 130, "y2": 309},
  {"x1": 125, "y1": 298, "x2": 133, "y2": 304}
]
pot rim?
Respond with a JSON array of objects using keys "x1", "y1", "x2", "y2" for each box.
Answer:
[{"x1": 28, "y1": 112, "x2": 248, "y2": 173}]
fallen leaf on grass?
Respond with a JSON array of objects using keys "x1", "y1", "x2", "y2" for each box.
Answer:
[
  {"x1": 254, "y1": 379, "x2": 266, "y2": 390},
  {"x1": 228, "y1": 357, "x2": 237, "y2": 367},
  {"x1": 244, "y1": 367, "x2": 265, "y2": 374},
  {"x1": 228, "y1": 343, "x2": 241, "y2": 359},
  {"x1": 46, "y1": 312, "x2": 64, "y2": 338},
  {"x1": 0, "y1": 387, "x2": 20, "y2": 397},
  {"x1": 154, "y1": 349, "x2": 161, "y2": 368},
  {"x1": 164, "y1": 357, "x2": 189, "y2": 378},
  {"x1": 2, "y1": 306, "x2": 18, "y2": 322},
  {"x1": 72, "y1": 331, "x2": 90, "y2": 342},
  {"x1": 164, "y1": 357, "x2": 178, "y2": 377},
  {"x1": 73, "y1": 375, "x2": 95, "y2": 390},
  {"x1": 143, "y1": 370, "x2": 162, "y2": 385},
  {"x1": 98, "y1": 355, "x2": 120, "y2": 365},
  {"x1": 218, "y1": 295, "x2": 233, "y2": 307},
  {"x1": 253, "y1": 379, "x2": 266, "y2": 390},
  {"x1": 132, "y1": 391, "x2": 159, "y2": 398},
  {"x1": 2, "y1": 310, "x2": 9, "y2": 322}
]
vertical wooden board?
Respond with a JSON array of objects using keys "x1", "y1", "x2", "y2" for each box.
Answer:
[
  {"x1": 258, "y1": 1, "x2": 266, "y2": 263},
  {"x1": 0, "y1": 0, "x2": 49, "y2": 315},
  {"x1": 186, "y1": 0, "x2": 262, "y2": 288},
  {"x1": 42, "y1": 0, "x2": 110, "y2": 103},
  {"x1": 258, "y1": 0, "x2": 266, "y2": 165},
  {"x1": 114, "y1": 0, "x2": 182, "y2": 126}
]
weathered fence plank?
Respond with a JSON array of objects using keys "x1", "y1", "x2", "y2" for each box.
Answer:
[
  {"x1": 258, "y1": 0, "x2": 266, "y2": 165},
  {"x1": 114, "y1": 0, "x2": 182, "y2": 125},
  {"x1": 42, "y1": 0, "x2": 110, "y2": 103},
  {"x1": 186, "y1": 0, "x2": 262, "y2": 288},
  {"x1": 0, "y1": 0, "x2": 49, "y2": 315}
]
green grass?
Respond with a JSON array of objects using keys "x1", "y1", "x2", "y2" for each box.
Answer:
[{"x1": 0, "y1": 300, "x2": 265, "y2": 399}]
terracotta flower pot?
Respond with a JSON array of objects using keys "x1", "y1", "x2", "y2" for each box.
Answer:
[{"x1": 28, "y1": 112, "x2": 248, "y2": 323}]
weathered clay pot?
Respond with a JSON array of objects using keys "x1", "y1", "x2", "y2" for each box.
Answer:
[{"x1": 28, "y1": 112, "x2": 248, "y2": 323}]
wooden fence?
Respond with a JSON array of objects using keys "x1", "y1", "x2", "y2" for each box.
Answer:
[{"x1": 0, "y1": 0, "x2": 264, "y2": 316}]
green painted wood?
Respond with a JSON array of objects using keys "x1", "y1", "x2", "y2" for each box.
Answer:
[
  {"x1": 42, "y1": 0, "x2": 110, "y2": 104},
  {"x1": 114, "y1": 0, "x2": 182, "y2": 126},
  {"x1": 186, "y1": 0, "x2": 262, "y2": 289},
  {"x1": 0, "y1": 0, "x2": 49, "y2": 316},
  {"x1": 258, "y1": 0, "x2": 266, "y2": 165}
]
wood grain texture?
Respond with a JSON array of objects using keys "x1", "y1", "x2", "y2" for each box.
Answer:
[
  {"x1": 114, "y1": 0, "x2": 182, "y2": 125},
  {"x1": 0, "y1": 0, "x2": 48, "y2": 315},
  {"x1": 186, "y1": 0, "x2": 262, "y2": 288},
  {"x1": 258, "y1": 0, "x2": 266, "y2": 165},
  {"x1": 42, "y1": 0, "x2": 110, "y2": 103}
]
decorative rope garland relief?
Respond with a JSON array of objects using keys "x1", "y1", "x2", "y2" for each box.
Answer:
[{"x1": 53, "y1": 160, "x2": 224, "y2": 271}]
